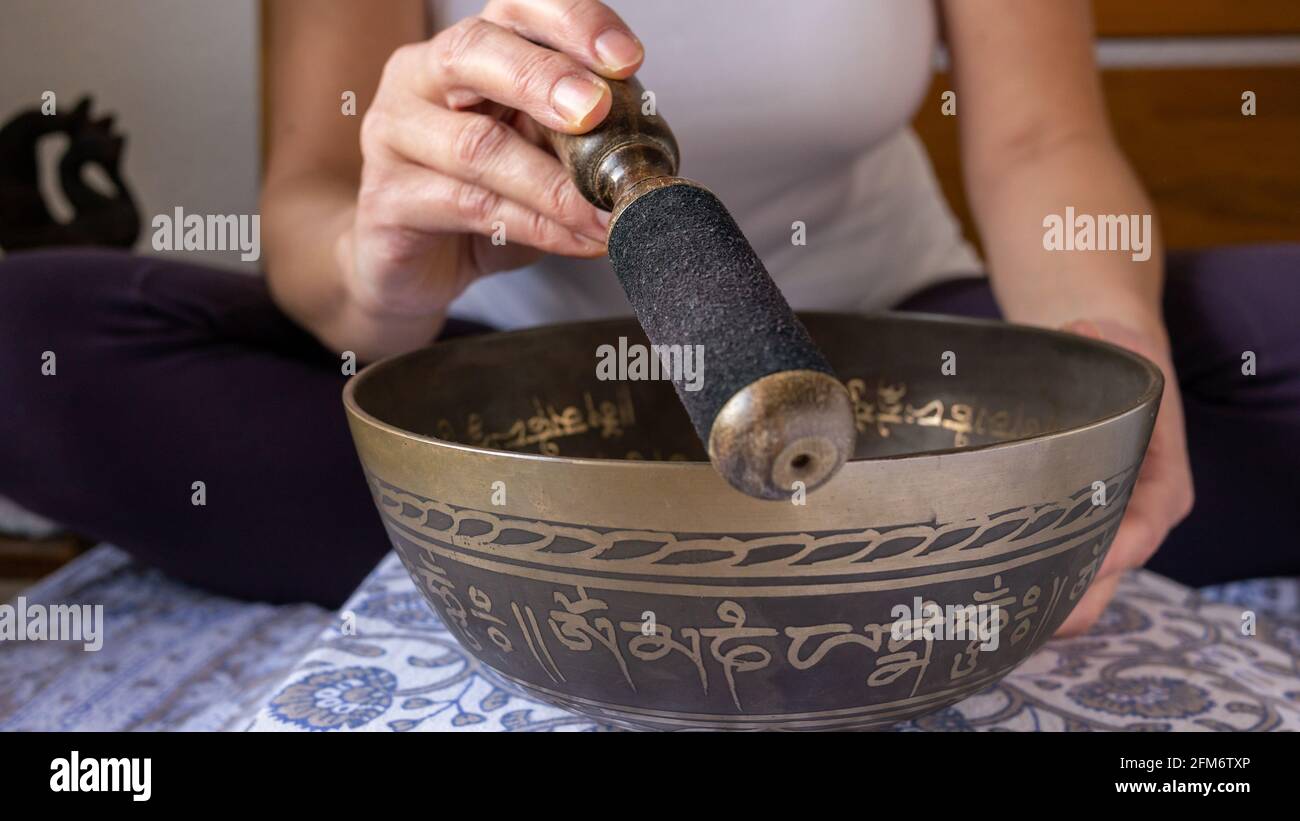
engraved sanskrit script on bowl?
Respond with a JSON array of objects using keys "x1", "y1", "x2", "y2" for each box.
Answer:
[{"x1": 343, "y1": 313, "x2": 1162, "y2": 730}]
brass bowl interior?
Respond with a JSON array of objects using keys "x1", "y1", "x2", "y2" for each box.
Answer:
[{"x1": 351, "y1": 312, "x2": 1158, "y2": 463}]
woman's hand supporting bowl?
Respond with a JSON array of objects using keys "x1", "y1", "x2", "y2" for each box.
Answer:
[{"x1": 1054, "y1": 317, "x2": 1194, "y2": 636}]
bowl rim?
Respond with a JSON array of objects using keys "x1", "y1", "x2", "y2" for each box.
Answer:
[{"x1": 342, "y1": 310, "x2": 1164, "y2": 471}]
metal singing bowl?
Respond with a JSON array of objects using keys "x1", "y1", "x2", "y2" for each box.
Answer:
[{"x1": 343, "y1": 313, "x2": 1162, "y2": 730}]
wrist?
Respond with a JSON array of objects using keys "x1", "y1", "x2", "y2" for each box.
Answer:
[
  {"x1": 1006, "y1": 292, "x2": 1166, "y2": 352},
  {"x1": 1062, "y1": 314, "x2": 1174, "y2": 389},
  {"x1": 1077, "y1": 304, "x2": 1170, "y2": 358},
  {"x1": 317, "y1": 223, "x2": 446, "y2": 360}
]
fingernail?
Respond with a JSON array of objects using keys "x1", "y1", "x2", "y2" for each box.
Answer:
[
  {"x1": 553, "y1": 76, "x2": 606, "y2": 125},
  {"x1": 595, "y1": 209, "x2": 612, "y2": 227},
  {"x1": 594, "y1": 28, "x2": 643, "y2": 73}
]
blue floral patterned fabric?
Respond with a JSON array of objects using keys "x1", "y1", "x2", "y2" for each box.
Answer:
[
  {"x1": 248, "y1": 553, "x2": 1300, "y2": 732},
  {"x1": 252, "y1": 556, "x2": 608, "y2": 732},
  {"x1": 5, "y1": 546, "x2": 1298, "y2": 731},
  {"x1": 0, "y1": 545, "x2": 332, "y2": 731}
]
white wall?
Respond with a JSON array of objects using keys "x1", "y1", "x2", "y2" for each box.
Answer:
[{"x1": 0, "y1": 0, "x2": 261, "y2": 270}]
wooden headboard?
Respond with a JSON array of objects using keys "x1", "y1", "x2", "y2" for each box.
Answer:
[{"x1": 913, "y1": 0, "x2": 1300, "y2": 250}]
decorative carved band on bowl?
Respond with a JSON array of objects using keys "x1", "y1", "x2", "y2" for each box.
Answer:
[
  {"x1": 371, "y1": 468, "x2": 1135, "y2": 580},
  {"x1": 344, "y1": 313, "x2": 1163, "y2": 730}
]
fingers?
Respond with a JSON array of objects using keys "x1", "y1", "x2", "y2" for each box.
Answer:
[
  {"x1": 1048, "y1": 316, "x2": 1198, "y2": 639},
  {"x1": 1096, "y1": 437, "x2": 1193, "y2": 579},
  {"x1": 1098, "y1": 500, "x2": 1162, "y2": 578},
  {"x1": 1055, "y1": 572, "x2": 1121, "y2": 637},
  {"x1": 357, "y1": 160, "x2": 605, "y2": 262},
  {"x1": 481, "y1": 0, "x2": 643, "y2": 78},
  {"x1": 1056, "y1": 472, "x2": 1152, "y2": 637},
  {"x1": 1052, "y1": 421, "x2": 1189, "y2": 637},
  {"x1": 1059, "y1": 315, "x2": 1196, "y2": 577},
  {"x1": 376, "y1": 102, "x2": 607, "y2": 240},
  {"x1": 1058, "y1": 483, "x2": 1177, "y2": 637},
  {"x1": 352, "y1": 0, "x2": 637, "y2": 300},
  {"x1": 414, "y1": 17, "x2": 612, "y2": 132}
]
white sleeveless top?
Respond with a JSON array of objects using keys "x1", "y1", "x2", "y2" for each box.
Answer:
[{"x1": 430, "y1": 0, "x2": 981, "y2": 329}]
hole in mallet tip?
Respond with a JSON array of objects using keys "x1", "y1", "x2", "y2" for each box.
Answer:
[{"x1": 769, "y1": 436, "x2": 841, "y2": 495}]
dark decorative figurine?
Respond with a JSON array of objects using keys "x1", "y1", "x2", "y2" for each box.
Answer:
[{"x1": 0, "y1": 95, "x2": 140, "y2": 251}]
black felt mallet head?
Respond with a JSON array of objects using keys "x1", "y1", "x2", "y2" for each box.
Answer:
[{"x1": 546, "y1": 77, "x2": 856, "y2": 500}]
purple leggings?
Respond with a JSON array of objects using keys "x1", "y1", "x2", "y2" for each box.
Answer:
[{"x1": 1, "y1": 246, "x2": 1297, "y2": 605}]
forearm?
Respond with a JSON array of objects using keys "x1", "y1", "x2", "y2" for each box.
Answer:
[
  {"x1": 967, "y1": 134, "x2": 1166, "y2": 340},
  {"x1": 261, "y1": 175, "x2": 446, "y2": 361}
]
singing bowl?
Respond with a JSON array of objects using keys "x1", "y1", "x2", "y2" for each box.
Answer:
[{"x1": 343, "y1": 313, "x2": 1162, "y2": 730}]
